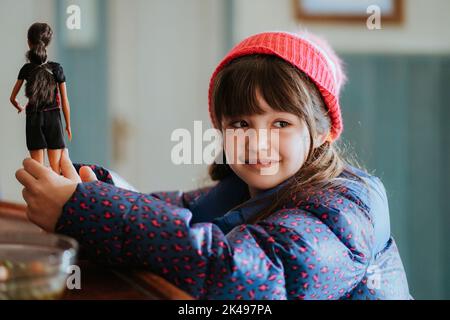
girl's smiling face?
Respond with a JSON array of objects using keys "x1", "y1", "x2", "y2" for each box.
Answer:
[
  {"x1": 222, "y1": 90, "x2": 311, "y2": 197},
  {"x1": 211, "y1": 55, "x2": 332, "y2": 198}
]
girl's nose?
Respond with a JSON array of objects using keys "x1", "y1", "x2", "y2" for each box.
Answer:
[
  {"x1": 257, "y1": 129, "x2": 270, "y2": 150},
  {"x1": 247, "y1": 129, "x2": 270, "y2": 159}
]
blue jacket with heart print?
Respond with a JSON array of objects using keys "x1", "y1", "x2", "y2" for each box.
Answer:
[{"x1": 55, "y1": 163, "x2": 411, "y2": 300}]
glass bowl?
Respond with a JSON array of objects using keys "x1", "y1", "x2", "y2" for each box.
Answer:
[{"x1": 0, "y1": 232, "x2": 78, "y2": 300}]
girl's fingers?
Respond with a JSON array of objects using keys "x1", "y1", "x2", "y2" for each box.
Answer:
[
  {"x1": 79, "y1": 166, "x2": 97, "y2": 182},
  {"x1": 60, "y1": 149, "x2": 81, "y2": 182},
  {"x1": 15, "y1": 169, "x2": 38, "y2": 193},
  {"x1": 22, "y1": 158, "x2": 49, "y2": 179}
]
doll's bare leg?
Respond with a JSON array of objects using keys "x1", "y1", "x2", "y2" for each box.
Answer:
[
  {"x1": 48, "y1": 149, "x2": 63, "y2": 174},
  {"x1": 30, "y1": 149, "x2": 44, "y2": 165}
]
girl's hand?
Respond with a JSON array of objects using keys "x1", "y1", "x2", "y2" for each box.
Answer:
[
  {"x1": 15, "y1": 149, "x2": 81, "y2": 232},
  {"x1": 17, "y1": 106, "x2": 24, "y2": 114},
  {"x1": 66, "y1": 126, "x2": 72, "y2": 141}
]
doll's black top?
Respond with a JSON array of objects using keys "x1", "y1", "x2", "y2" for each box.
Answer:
[{"x1": 18, "y1": 61, "x2": 66, "y2": 112}]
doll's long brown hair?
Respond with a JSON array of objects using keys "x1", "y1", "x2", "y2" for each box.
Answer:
[
  {"x1": 208, "y1": 54, "x2": 366, "y2": 223},
  {"x1": 25, "y1": 22, "x2": 56, "y2": 111}
]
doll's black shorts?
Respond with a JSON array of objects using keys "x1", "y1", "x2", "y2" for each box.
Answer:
[{"x1": 26, "y1": 109, "x2": 66, "y2": 151}]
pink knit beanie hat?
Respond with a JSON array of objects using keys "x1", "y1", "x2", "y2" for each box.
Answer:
[{"x1": 208, "y1": 31, "x2": 347, "y2": 142}]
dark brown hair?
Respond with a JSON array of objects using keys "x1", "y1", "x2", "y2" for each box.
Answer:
[
  {"x1": 25, "y1": 22, "x2": 56, "y2": 110},
  {"x1": 209, "y1": 54, "x2": 366, "y2": 222}
]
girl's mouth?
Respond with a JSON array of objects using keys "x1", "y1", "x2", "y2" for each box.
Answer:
[{"x1": 244, "y1": 160, "x2": 280, "y2": 169}]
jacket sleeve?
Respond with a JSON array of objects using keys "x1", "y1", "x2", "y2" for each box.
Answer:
[
  {"x1": 55, "y1": 180, "x2": 374, "y2": 300},
  {"x1": 149, "y1": 187, "x2": 214, "y2": 210},
  {"x1": 71, "y1": 163, "x2": 211, "y2": 209}
]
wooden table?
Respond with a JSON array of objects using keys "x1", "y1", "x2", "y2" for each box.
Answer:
[{"x1": 0, "y1": 201, "x2": 193, "y2": 300}]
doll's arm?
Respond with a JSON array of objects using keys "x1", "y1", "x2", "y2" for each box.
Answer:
[
  {"x1": 58, "y1": 83, "x2": 72, "y2": 140},
  {"x1": 9, "y1": 80, "x2": 24, "y2": 112}
]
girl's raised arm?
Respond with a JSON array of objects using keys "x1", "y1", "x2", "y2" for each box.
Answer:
[
  {"x1": 59, "y1": 82, "x2": 72, "y2": 141},
  {"x1": 55, "y1": 179, "x2": 374, "y2": 299},
  {"x1": 10, "y1": 80, "x2": 24, "y2": 113}
]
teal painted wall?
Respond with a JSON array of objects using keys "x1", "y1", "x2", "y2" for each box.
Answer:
[
  {"x1": 55, "y1": 0, "x2": 109, "y2": 166},
  {"x1": 340, "y1": 54, "x2": 450, "y2": 299}
]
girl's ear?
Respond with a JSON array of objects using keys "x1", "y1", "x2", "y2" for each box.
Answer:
[{"x1": 314, "y1": 131, "x2": 331, "y2": 148}]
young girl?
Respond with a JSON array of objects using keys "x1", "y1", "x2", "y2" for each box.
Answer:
[
  {"x1": 10, "y1": 22, "x2": 72, "y2": 174},
  {"x1": 16, "y1": 31, "x2": 411, "y2": 299}
]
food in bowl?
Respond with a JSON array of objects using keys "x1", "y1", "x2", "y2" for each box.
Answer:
[{"x1": 0, "y1": 232, "x2": 78, "y2": 300}]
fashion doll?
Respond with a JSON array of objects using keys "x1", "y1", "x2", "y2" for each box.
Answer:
[{"x1": 10, "y1": 22, "x2": 72, "y2": 174}]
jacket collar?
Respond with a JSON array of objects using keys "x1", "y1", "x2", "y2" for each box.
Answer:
[{"x1": 212, "y1": 175, "x2": 293, "y2": 234}]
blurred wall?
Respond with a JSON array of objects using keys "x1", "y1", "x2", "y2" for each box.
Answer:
[
  {"x1": 0, "y1": 0, "x2": 228, "y2": 200},
  {"x1": 107, "y1": 0, "x2": 229, "y2": 192},
  {"x1": 0, "y1": 0, "x2": 55, "y2": 201},
  {"x1": 232, "y1": 0, "x2": 450, "y2": 54},
  {"x1": 55, "y1": 0, "x2": 110, "y2": 168},
  {"x1": 340, "y1": 54, "x2": 450, "y2": 299}
]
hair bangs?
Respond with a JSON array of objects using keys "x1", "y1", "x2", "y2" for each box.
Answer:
[{"x1": 212, "y1": 55, "x2": 307, "y2": 128}]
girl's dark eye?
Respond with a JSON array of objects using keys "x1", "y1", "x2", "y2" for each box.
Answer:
[
  {"x1": 231, "y1": 120, "x2": 248, "y2": 128},
  {"x1": 273, "y1": 121, "x2": 290, "y2": 128}
]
